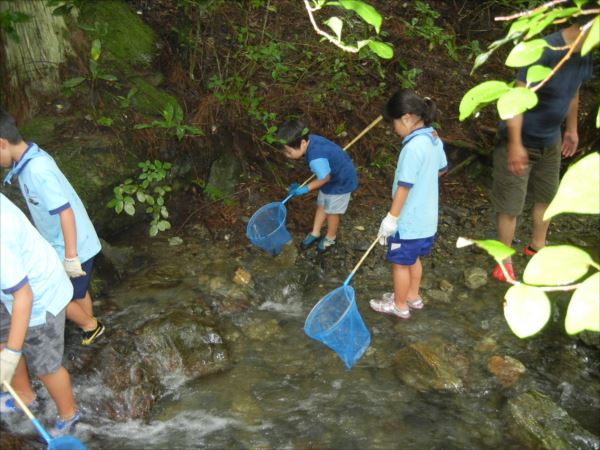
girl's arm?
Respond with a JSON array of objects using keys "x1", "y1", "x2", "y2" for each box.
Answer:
[
  {"x1": 307, "y1": 175, "x2": 331, "y2": 192},
  {"x1": 389, "y1": 185, "x2": 410, "y2": 217},
  {"x1": 6, "y1": 283, "x2": 33, "y2": 352},
  {"x1": 59, "y1": 207, "x2": 77, "y2": 259}
]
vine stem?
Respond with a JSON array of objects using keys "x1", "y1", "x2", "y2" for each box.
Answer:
[{"x1": 302, "y1": 0, "x2": 359, "y2": 53}]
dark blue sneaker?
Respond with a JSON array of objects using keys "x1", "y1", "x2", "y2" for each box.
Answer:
[
  {"x1": 301, "y1": 233, "x2": 320, "y2": 250},
  {"x1": 50, "y1": 410, "x2": 81, "y2": 437},
  {"x1": 317, "y1": 237, "x2": 336, "y2": 253}
]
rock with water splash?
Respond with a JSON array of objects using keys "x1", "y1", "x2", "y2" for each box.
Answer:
[
  {"x1": 486, "y1": 355, "x2": 526, "y2": 388},
  {"x1": 507, "y1": 391, "x2": 600, "y2": 450},
  {"x1": 393, "y1": 337, "x2": 468, "y2": 393}
]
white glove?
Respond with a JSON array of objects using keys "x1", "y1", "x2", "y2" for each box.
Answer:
[
  {"x1": 378, "y1": 212, "x2": 398, "y2": 245},
  {"x1": 64, "y1": 256, "x2": 86, "y2": 278},
  {"x1": 0, "y1": 348, "x2": 22, "y2": 388}
]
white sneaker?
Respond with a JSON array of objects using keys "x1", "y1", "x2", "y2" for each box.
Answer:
[
  {"x1": 369, "y1": 298, "x2": 410, "y2": 319},
  {"x1": 382, "y1": 292, "x2": 424, "y2": 310}
]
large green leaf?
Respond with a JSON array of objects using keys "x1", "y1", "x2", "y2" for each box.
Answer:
[
  {"x1": 523, "y1": 245, "x2": 596, "y2": 286},
  {"x1": 504, "y1": 284, "x2": 551, "y2": 338},
  {"x1": 544, "y1": 152, "x2": 600, "y2": 220},
  {"x1": 582, "y1": 15, "x2": 600, "y2": 56},
  {"x1": 497, "y1": 87, "x2": 538, "y2": 120},
  {"x1": 505, "y1": 39, "x2": 548, "y2": 67},
  {"x1": 91, "y1": 39, "x2": 102, "y2": 61},
  {"x1": 526, "y1": 65, "x2": 552, "y2": 85},
  {"x1": 459, "y1": 81, "x2": 510, "y2": 121},
  {"x1": 565, "y1": 273, "x2": 600, "y2": 334},
  {"x1": 525, "y1": 10, "x2": 560, "y2": 40},
  {"x1": 367, "y1": 40, "x2": 393, "y2": 59},
  {"x1": 472, "y1": 239, "x2": 515, "y2": 262},
  {"x1": 337, "y1": 0, "x2": 382, "y2": 33}
]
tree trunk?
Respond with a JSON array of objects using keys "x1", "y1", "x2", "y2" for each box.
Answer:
[{"x1": 0, "y1": 0, "x2": 72, "y2": 120}]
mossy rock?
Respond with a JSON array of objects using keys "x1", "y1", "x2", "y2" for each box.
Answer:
[
  {"x1": 78, "y1": 0, "x2": 157, "y2": 75},
  {"x1": 130, "y1": 77, "x2": 179, "y2": 117}
]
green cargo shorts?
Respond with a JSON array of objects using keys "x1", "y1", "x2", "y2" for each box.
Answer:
[{"x1": 491, "y1": 138, "x2": 561, "y2": 216}]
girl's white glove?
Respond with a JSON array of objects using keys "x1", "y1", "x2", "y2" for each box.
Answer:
[
  {"x1": 0, "y1": 348, "x2": 21, "y2": 388},
  {"x1": 64, "y1": 256, "x2": 86, "y2": 278},
  {"x1": 378, "y1": 212, "x2": 398, "y2": 245}
]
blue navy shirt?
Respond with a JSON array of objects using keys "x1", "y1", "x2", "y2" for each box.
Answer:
[
  {"x1": 305, "y1": 134, "x2": 358, "y2": 195},
  {"x1": 501, "y1": 31, "x2": 593, "y2": 148}
]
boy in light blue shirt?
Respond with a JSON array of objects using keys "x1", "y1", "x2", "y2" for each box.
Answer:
[
  {"x1": 371, "y1": 90, "x2": 447, "y2": 320},
  {"x1": 0, "y1": 194, "x2": 81, "y2": 436},
  {"x1": 0, "y1": 108, "x2": 105, "y2": 345}
]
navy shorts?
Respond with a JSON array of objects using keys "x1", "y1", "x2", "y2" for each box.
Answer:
[
  {"x1": 71, "y1": 257, "x2": 94, "y2": 300},
  {"x1": 386, "y1": 234, "x2": 435, "y2": 265}
]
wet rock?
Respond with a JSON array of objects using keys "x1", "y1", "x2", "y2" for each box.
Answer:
[
  {"x1": 464, "y1": 267, "x2": 488, "y2": 289},
  {"x1": 0, "y1": 428, "x2": 36, "y2": 450},
  {"x1": 507, "y1": 391, "x2": 600, "y2": 450},
  {"x1": 168, "y1": 236, "x2": 184, "y2": 246},
  {"x1": 486, "y1": 355, "x2": 526, "y2": 388},
  {"x1": 393, "y1": 337, "x2": 468, "y2": 393},
  {"x1": 439, "y1": 279, "x2": 454, "y2": 293},
  {"x1": 578, "y1": 330, "x2": 600, "y2": 349},
  {"x1": 100, "y1": 238, "x2": 135, "y2": 278},
  {"x1": 242, "y1": 318, "x2": 282, "y2": 341},
  {"x1": 475, "y1": 337, "x2": 498, "y2": 353},
  {"x1": 232, "y1": 267, "x2": 252, "y2": 286},
  {"x1": 425, "y1": 288, "x2": 451, "y2": 304}
]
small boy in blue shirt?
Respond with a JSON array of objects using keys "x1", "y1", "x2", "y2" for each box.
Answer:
[
  {"x1": 275, "y1": 120, "x2": 358, "y2": 253},
  {"x1": 0, "y1": 108, "x2": 105, "y2": 345},
  {"x1": 371, "y1": 90, "x2": 447, "y2": 319},
  {"x1": 0, "y1": 194, "x2": 81, "y2": 436}
]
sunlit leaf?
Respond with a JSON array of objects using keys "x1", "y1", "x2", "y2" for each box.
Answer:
[
  {"x1": 459, "y1": 81, "x2": 510, "y2": 121},
  {"x1": 472, "y1": 239, "x2": 515, "y2": 262},
  {"x1": 149, "y1": 224, "x2": 158, "y2": 237},
  {"x1": 526, "y1": 65, "x2": 552, "y2": 85},
  {"x1": 565, "y1": 273, "x2": 600, "y2": 334},
  {"x1": 324, "y1": 16, "x2": 343, "y2": 41},
  {"x1": 91, "y1": 39, "x2": 102, "y2": 61},
  {"x1": 124, "y1": 203, "x2": 135, "y2": 216},
  {"x1": 505, "y1": 39, "x2": 548, "y2": 67},
  {"x1": 497, "y1": 87, "x2": 538, "y2": 120},
  {"x1": 525, "y1": 10, "x2": 559, "y2": 40},
  {"x1": 504, "y1": 284, "x2": 551, "y2": 338},
  {"x1": 544, "y1": 152, "x2": 600, "y2": 219},
  {"x1": 582, "y1": 15, "x2": 600, "y2": 56},
  {"x1": 338, "y1": 0, "x2": 382, "y2": 33},
  {"x1": 471, "y1": 50, "x2": 491, "y2": 74},
  {"x1": 115, "y1": 200, "x2": 124, "y2": 214},
  {"x1": 367, "y1": 40, "x2": 393, "y2": 59},
  {"x1": 523, "y1": 245, "x2": 596, "y2": 286},
  {"x1": 507, "y1": 15, "x2": 536, "y2": 36}
]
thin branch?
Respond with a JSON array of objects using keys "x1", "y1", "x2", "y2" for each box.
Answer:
[
  {"x1": 495, "y1": 0, "x2": 568, "y2": 21},
  {"x1": 302, "y1": 0, "x2": 359, "y2": 54}
]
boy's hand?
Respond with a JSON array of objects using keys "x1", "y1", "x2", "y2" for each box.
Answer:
[
  {"x1": 64, "y1": 256, "x2": 86, "y2": 278},
  {"x1": 378, "y1": 213, "x2": 398, "y2": 245},
  {"x1": 288, "y1": 184, "x2": 309, "y2": 197},
  {"x1": 0, "y1": 348, "x2": 21, "y2": 388}
]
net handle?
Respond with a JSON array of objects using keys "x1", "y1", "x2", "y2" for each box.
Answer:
[
  {"x1": 293, "y1": 115, "x2": 384, "y2": 193},
  {"x1": 343, "y1": 235, "x2": 380, "y2": 286},
  {"x1": 3, "y1": 380, "x2": 53, "y2": 444}
]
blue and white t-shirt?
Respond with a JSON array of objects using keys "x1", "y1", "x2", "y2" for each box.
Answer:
[
  {"x1": 392, "y1": 127, "x2": 447, "y2": 239},
  {"x1": 3, "y1": 143, "x2": 101, "y2": 262},
  {"x1": 305, "y1": 134, "x2": 358, "y2": 195},
  {"x1": 0, "y1": 194, "x2": 72, "y2": 326}
]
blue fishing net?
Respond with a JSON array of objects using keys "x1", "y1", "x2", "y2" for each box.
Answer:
[
  {"x1": 246, "y1": 202, "x2": 292, "y2": 256},
  {"x1": 304, "y1": 285, "x2": 371, "y2": 369},
  {"x1": 48, "y1": 436, "x2": 87, "y2": 450}
]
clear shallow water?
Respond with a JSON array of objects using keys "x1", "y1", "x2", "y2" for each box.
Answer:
[{"x1": 3, "y1": 228, "x2": 598, "y2": 450}]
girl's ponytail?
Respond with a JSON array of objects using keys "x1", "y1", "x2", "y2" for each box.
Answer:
[{"x1": 422, "y1": 96, "x2": 437, "y2": 126}]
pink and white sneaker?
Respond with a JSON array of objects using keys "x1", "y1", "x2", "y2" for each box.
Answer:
[{"x1": 369, "y1": 298, "x2": 410, "y2": 319}]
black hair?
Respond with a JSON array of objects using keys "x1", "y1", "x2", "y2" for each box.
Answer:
[
  {"x1": 274, "y1": 119, "x2": 310, "y2": 150},
  {"x1": 383, "y1": 90, "x2": 437, "y2": 127},
  {"x1": 0, "y1": 108, "x2": 23, "y2": 144}
]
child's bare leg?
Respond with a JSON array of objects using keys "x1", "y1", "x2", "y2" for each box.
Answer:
[
  {"x1": 325, "y1": 214, "x2": 340, "y2": 240},
  {"x1": 407, "y1": 257, "x2": 422, "y2": 300},
  {"x1": 38, "y1": 367, "x2": 77, "y2": 419},
  {"x1": 392, "y1": 263, "x2": 410, "y2": 310},
  {"x1": 311, "y1": 205, "x2": 327, "y2": 236},
  {"x1": 66, "y1": 301, "x2": 96, "y2": 331},
  {"x1": 76, "y1": 291, "x2": 94, "y2": 317}
]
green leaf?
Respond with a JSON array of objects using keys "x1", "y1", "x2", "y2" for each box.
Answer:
[
  {"x1": 544, "y1": 152, "x2": 600, "y2": 220},
  {"x1": 149, "y1": 224, "x2": 159, "y2": 237},
  {"x1": 525, "y1": 10, "x2": 559, "y2": 40},
  {"x1": 324, "y1": 16, "x2": 343, "y2": 41},
  {"x1": 497, "y1": 87, "x2": 538, "y2": 120},
  {"x1": 124, "y1": 203, "x2": 135, "y2": 216},
  {"x1": 136, "y1": 191, "x2": 146, "y2": 202},
  {"x1": 98, "y1": 73, "x2": 117, "y2": 82},
  {"x1": 160, "y1": 206, "x2": 168, "y2": 218},
  {"x1": 504, "y1": 284, "x2": 551, "y2": 338},
  {"x1": 367, "y1": 40, "x2": 393, "y2": 59},
  {"x1": 96, "y1": 116, "x2": 113, "y2": 127},
  {"x1": 63, "y1": 77, "x2": 86, "y2": 88},
  {"x1": 91, "y1": 39, "x2": 102, "y2": 61},
  {"x1": 471, "y1": 50, "x2": 491, "y2": 74},
  {"x1": 115, "y1": 200, "x2": 124, "y2": 214},
  {"x1": 505, "y1": 39, "x2": 548, "y2": 67},
  {"x1": 523, "y1": 245, "x2": 596, "y2": 286},
  {"x1": 459, "y1": 81, "x2": 510, "y2": 121},
  {"x1": 565, "y1": 273, "x2": 600, "y2": 334},
  {"x1": 338, "y1": 0, "x2": 382, "y2": 33},
  {"x1": 472, "y1": 239, "x2": 516, "y2": 262},
  {"x1": 106, "y1": 198, "x2": 117, "y2": 208},
  {"x1": 582, "y1": 15, "x2": 600, "y2": 56},
  {"x1": 525, "y1": 65, "x2": 552, "y2": 85},
  {"x1": 133, "y1": 123, "x2": 151, "y2": 130}
]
